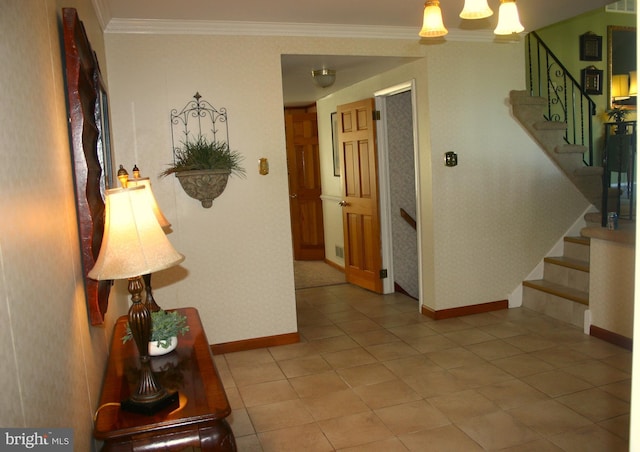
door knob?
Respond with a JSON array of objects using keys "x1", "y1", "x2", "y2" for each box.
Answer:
[
  {"x1": 338, "y1": 200, "x2": 348, "y2": 206},
  {"x1": 290, "y1": 194, "x2": 298, "y2": 199}
]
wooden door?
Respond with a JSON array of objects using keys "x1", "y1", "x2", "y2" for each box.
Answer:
[
  {"x1": 285, "y1": 112, "x2": 326, "y2": 260},
  {"x1": 337, "y1": 99, "x2": 383, "y2": 293}
]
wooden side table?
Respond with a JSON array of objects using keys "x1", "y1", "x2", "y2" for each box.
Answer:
[{"x1": 94, "y1": 307, "x2": 236, "y2": 451}]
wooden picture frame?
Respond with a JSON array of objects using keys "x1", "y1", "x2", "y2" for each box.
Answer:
[
  {"x1": 331, "y1": 112, "x2": 340, "y2": 177},
  {"x1": 63, "y1": 8, "x2": 115, "y2": 325},
  {"x1": 580, "y1": 32, "x2": 602, "y2": 61},
  {"x1": 582, "y1": 66, "x2": 603, "y2": 95}
]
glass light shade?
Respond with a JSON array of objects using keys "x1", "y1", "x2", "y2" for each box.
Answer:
[
  {"x1": 494, "y1": 0, "x2": 524, "y2": 35},
  {"x1": 127, "y1": 177, "x2": 171, "y2": 229},
  {"x1": 611, "y1": 74, "x2": 630, "y2": 99},
  {"x1": 419, "y1": 0, "x2": 448, "y2": 38},
  {"x1": 88, "y1": 186, "x2": 184, "y2": 281},
  {"x1": 629, "y1": 71, "x2": 637, "y2": 96},
  {"x1": 460, "y1": 0, "x2": 493, "y2": 19},
  {"x1": 312, "y1": 69, "x2": 336, "y2": 88}
]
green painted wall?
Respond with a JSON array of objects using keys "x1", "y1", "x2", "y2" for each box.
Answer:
[{"x1": 536, "y1": 8, "x2": 636, "y2": 163}]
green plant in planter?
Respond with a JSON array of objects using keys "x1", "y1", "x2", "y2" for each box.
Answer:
[
  {"x1": 160, "y1": 135, "x2": 246, "y2": 178},
  {"x1": 123, "y1": 309, "x2": 190, "y2": 349},
  {"x1": 607, "y1": 107, "x2": 629, "y2": 124}
]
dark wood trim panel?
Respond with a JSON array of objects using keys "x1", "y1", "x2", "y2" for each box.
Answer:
[
  {"x1": 210, "y1": 332, "x2": 300, "y2": 355},
  {"x1": 590, "y1": 325, "x2": 633, "y2": 351},
  {"x1": 422, "y1": 300, "x2": 508, "y2": 320}
]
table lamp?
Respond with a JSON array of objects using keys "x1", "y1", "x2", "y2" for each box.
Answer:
[
  {"x1": 88, "y1": 186, "x2": 185, "y2": 414},
  {"x1": 127, "y1": 171, "x2": 172, "y2": 312}
]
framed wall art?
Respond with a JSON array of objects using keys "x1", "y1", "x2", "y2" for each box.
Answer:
[
  {"x1": 581, "y1": 66, "x2": 603, "y2": 95},
  {"x1": 580, "y1": 32, "x2": 602, "y2": 61}
]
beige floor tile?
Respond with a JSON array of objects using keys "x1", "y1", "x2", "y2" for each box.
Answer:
[
  {"x1": 349, "y1": 329, "x2": 401, "y2": 346},
  {"x1": 401, "y1": 334, "x2": 458, "y2": 353},
  {"x1": 311, "y1": 335, "x2": 360, "y2": 354},
  {"x1": 465, "y1": 339, "x2": 523, "y2": 360},
  {"x1": 302, "y1": 388, "x2": 370, "y2": 421},
  {"x1": 557, "y1": 388, "x2": 630, "y2": 422},
  {"x1": 268, "y1": 341, "x2": 318, "y2": 361},
  {"x1": 426, "y1": 347, "x2": 487, "y2": 369},
  {"x1": 530, "y1": 346, "x2": 591, "y2": 368},
  {"x1": 224, "y1": 385, "x2": 244, "y2": 410},
  {"x1": 497, "y1": 438, "x2": 564, "y2": 451},
  {"x1": 289, "y1": 371, "x2": 350, "y2": 398},
  {"x1": 257, "y1": 423, "x2": 334, "y2": 452},
  {"x1": 386, "y1": 323, "x2": 438, "y2": 341},
  {"x1": 398, "y1": 424, "x2": 483, "y2": 451},
  {"x1": 247, "y1": 399, "x2": 315, "y2": 432},
  {"x1": 448, "y1": 362, "x2": 513, "y2": 388},
  {"x1": 336, "y1": 318, "x2": 382, "y2": 334},
  {"x1": 382, "y1": 355, "x2": 442, "y2": 379},
  {"x1": 457, "y1": 410, "x2": 541, "y2": 450},
  {"x1": 278, "y1": 355, "x2": 332, "y2": 378},
  {"x1": 354, "y1": 378, "x2": 422, "y2": 409},
  {"x1": 233, "y1": 433, "x2": 263, "y2": 452},
  {"x1": 491, "y1": 352, "x2": 555, "y2": 377},
  {"x1": 600, "y1": 352, "x2": 633, "y2": 373},
  {"x1": 337, "y1": 436, "x2": 409, "y2": 451},
  {"x1": 365, "y1": 341, "x2": 420, "y2": 361},
  {"x1": 428, "y1": 389, "x2": 501, "y2": 422},
  {"x1": 476, "y1": 378, "x2": 549, "y2": 410},
  {"x1": 300, "y1": 324, "x2": 346, "y2": 341},
  {"x1": 402, "y1": 369, "x2": 467, "y2": 398},
  {"x1": 375, "y1": 400, "x2": 450, "y2": 435},
  {"x1": 370, "y1": 312, "x2": 422, "y2": 329},
  {"x1": 238, "y1": 379, "x2": 299, "y2": 407},
  {"x1": 479, "y1": 321, "x2": 528, "y2": 338},
  {"x1": 600, "y1": 379, "x2": 632, "y2": 403},
  {"x1": 225, "y1": 348, "x2": 275, "y2": 368},
  {"x1": 598, "y1": 414, "x2": 630, "y2": 441},
  {"x1": 508, "y1": 399, "x2": 592, "y2": 436},
  {"x1": 226, "y1": 407, "x2": 256, "y2": 437},
  {"x1": 560, "y1": 359, "x2": 631, "y2": 386},
  {"x1": 427, "y1": 317, "x2": 474, "y2": 334},
  {"x1": 322, "y1": 347, "x2": 377, "y2": 369},
  {"x1": 319, "y1": 411, "x2": 394, "y2": 450},
  {"x1": 522, "y1": 370, "x2": 593, "y2": 397},
  {"x1": 549, "y1": 424, "x2": 628, "y2": 452},
  {"x1": 337, "y1": 362, "x2": 397, "y2": 387},
  {"x1": 568, "y1": 339, "x2": 628, "y2": 359},
  {"x1": 503, "y1": 333, "x2": 557, "y2": 352},
  {"x1": 443, "y1": 328, "x2": 496, "y2": 346},
  {"x1": 230, "y1": 362, "x2": 286, "y2": 387}
]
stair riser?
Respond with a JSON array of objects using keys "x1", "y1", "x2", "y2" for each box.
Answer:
[
  {"x1": 563, "y1": 242, "x2": 590, "y2": 262},
  {"x1": 542, "y1": 262, "x2": 589, "y2": 293},
  {"x1": 523, "y1": 286, "x2": 587, "y2": 328}
]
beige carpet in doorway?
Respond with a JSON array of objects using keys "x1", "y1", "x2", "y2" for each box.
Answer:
[{"x1": 294, "y1": 260, "x2": 346, "y2": 289}]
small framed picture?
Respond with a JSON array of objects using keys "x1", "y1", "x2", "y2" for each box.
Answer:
[
  {"x1": 581, "y1": 66, "x2": 603, "y2": 95},
  {"x1": 580, "y1": 32, "x2": 602, "y2": 61}
]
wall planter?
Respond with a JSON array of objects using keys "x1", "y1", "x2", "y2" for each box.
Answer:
[
  {"x1": 164, "y1": 93, "x2": 245, "y2": 208},
  {"x1": 176, "y1": 169, "x2": 230, "y2": 208}
]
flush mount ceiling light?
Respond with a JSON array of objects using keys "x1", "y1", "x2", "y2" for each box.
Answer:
[
  {"x1": 419, "y1": 0, "x2": 448, "y2": 38},
  {"x1": 494, "y1": 0, "x2": 524, "y2": 35},
  {"x1": 460, "y1": 0, "x2": 493, "y2": 19},
  {"x1": 312, "y1": 68, "x2": 336, "y2": 88}
]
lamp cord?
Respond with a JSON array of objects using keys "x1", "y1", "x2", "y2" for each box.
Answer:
[{"x1": 93, "y1": 402, "x2": 121, "y2": 422}]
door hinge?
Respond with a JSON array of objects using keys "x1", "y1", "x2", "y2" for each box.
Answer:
[
  {"x1": 379, "y1": 269, "x2": 388, "y2": 279},
  {"x1": 373, "y1": 110, "x2": 381, "y2": 121}
]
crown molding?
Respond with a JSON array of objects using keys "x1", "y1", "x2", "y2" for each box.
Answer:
[{"x1": 103, "y1": 18, "x2": 502, "y2": 42}]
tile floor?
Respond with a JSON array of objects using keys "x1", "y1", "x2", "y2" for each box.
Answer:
[{"x1": 214, "y1": 284, "x2": 632, "y2": 451}]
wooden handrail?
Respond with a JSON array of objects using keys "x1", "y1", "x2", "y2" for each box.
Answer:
[{"x1": 400, "y1": 208, "x2": 416, "y2": 230}]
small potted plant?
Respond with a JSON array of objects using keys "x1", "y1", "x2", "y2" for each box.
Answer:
[
  {"x1": 123, "y1": 309, "x2": 190, "y2": 356},
  {"x1": 607, "y1": 107, "x2": 629, "y2": 134},
  {"x1": 160, "y1": 135, "x2": 245, "y2": 208}
]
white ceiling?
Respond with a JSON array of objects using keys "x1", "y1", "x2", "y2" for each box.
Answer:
[{"x1": 99, "y1": 0, "x2": 615, "y2": 106}]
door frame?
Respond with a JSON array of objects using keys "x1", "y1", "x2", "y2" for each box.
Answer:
[{"x1": 374, "y1": 80, "x2": 422, "y2": 302}]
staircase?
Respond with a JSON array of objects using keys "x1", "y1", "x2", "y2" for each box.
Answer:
[
  {"x1": 509, "y1": 90, "x2": 605, "y2": 211},
  {"x1": 522, "y1": 236, "x2": 590, "y2": 329}
]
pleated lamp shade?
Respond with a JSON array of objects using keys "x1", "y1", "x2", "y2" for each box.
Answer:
[{"x1": 88, "y1": 186, "x2": 184, "y2": 281}]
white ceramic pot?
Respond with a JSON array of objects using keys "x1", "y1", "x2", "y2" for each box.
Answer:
[{"x1": 148, "y1": 336, "x2": 178, "y2": 356}]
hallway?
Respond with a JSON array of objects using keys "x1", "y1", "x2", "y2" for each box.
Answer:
[{"x1": 217, "y1": 284, "x2": 631, "y2": 450}]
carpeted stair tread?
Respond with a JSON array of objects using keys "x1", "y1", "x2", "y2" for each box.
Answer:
[
  {"x1": 533, "y1": 120, "x2": 568, "y2": 131},
  {"x1": 565, "y1": 235, "x2": 590, "y2": 246},
  {"x1": 555, "y1": 144, "x2": 587, "y2": 154},
  {"x1": 523, "y1": 279, "x2": 589, "y2": 305}
]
